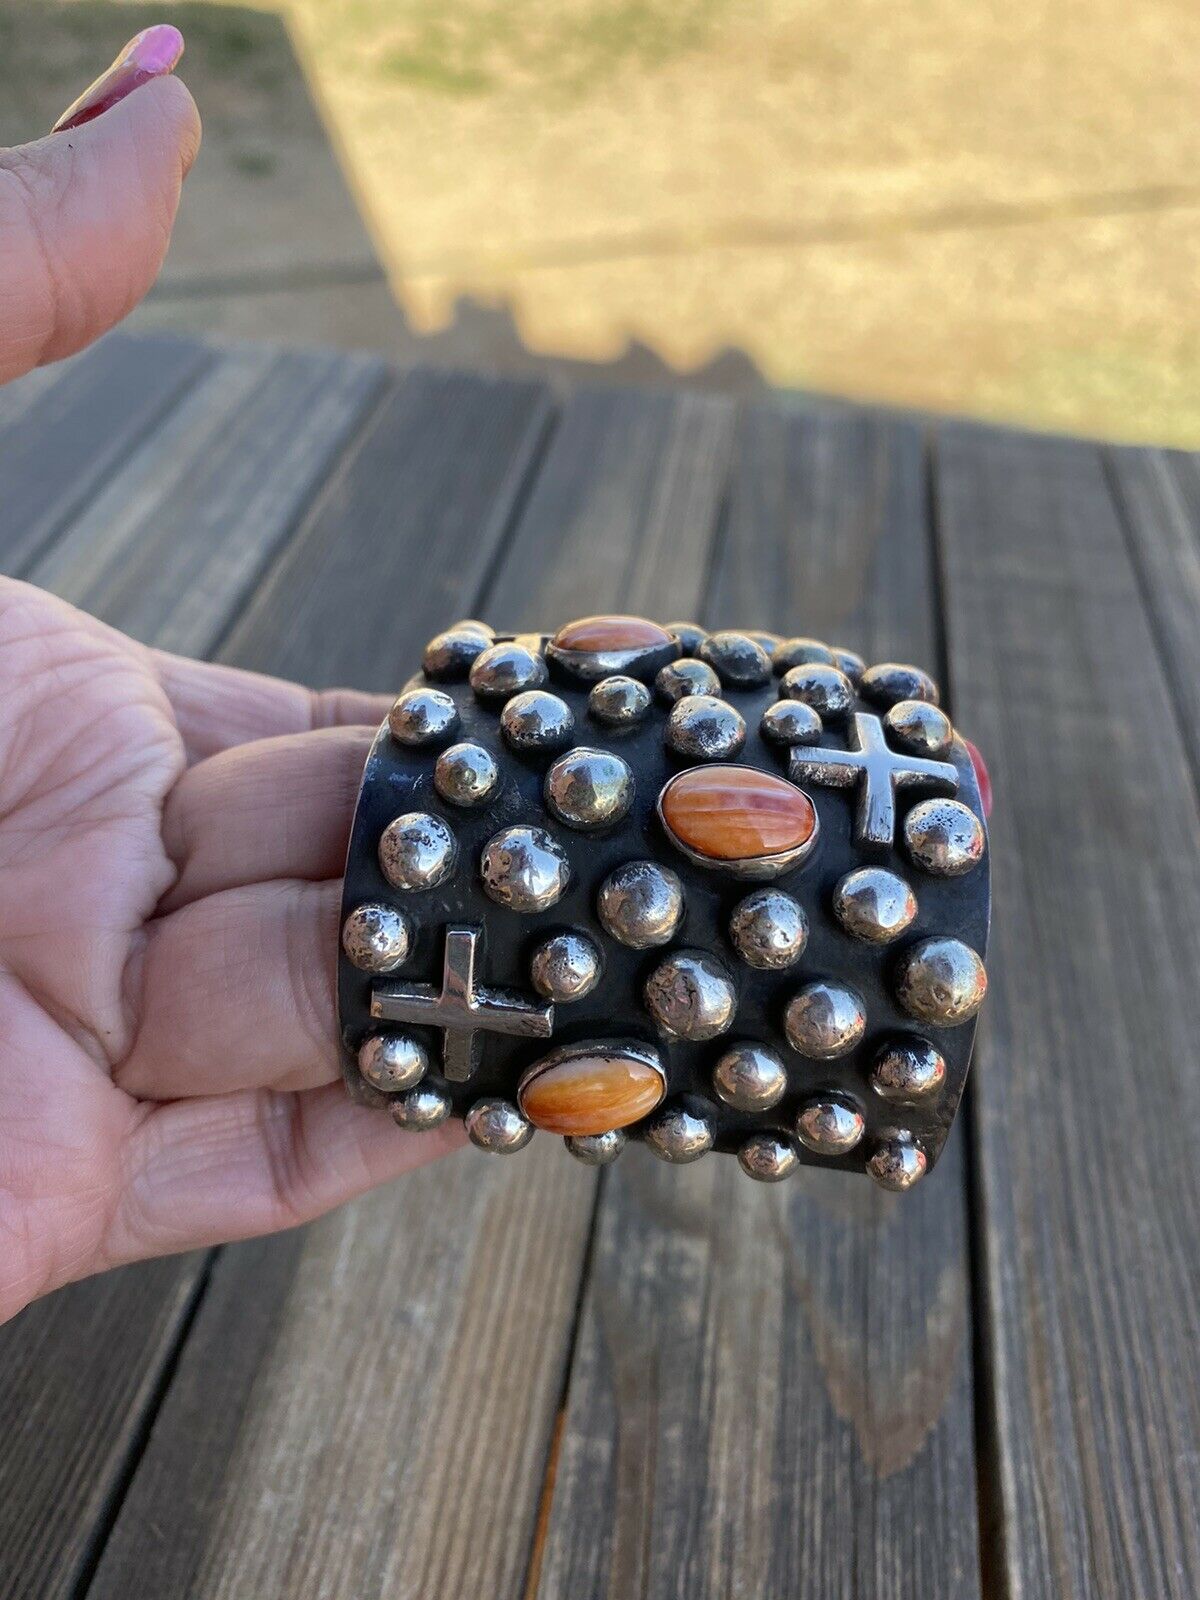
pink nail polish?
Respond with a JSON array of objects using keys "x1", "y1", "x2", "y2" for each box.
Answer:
[
  {"x1": 51, "y1": 24, "x2": 185, "y2": 134},
  {"x1": 964, "y1": 737, "x2": 993, "y2": 818}
]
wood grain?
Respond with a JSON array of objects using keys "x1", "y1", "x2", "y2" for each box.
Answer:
[
  {"x1": 935, "y1": 425, "x2": 1200, "y2": 1599},
  {"x1": 534, "y1": 407, "x2": 982, "y2": 1600}
]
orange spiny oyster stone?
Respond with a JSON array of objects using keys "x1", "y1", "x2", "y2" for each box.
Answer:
[
  {"x1": 519, "y1": 1050, "x2": 665, "y2": 1135},
  {"x1": 551, "y1": 615, "x2": 674, "y2": 653},
  {"x1": 660, "y1": 766, "x2": 817, "y2": 862}
]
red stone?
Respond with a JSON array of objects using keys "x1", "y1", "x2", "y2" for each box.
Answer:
[
  {"x1": 552, "y1": 615, "x2": 674, "y2": 654},
  {"x1": 660, "y1": 766, "x2": 816, "y2": 862},
  {"x1": 519, "y1": 1051, "x2": 665, "y2": 1135}
]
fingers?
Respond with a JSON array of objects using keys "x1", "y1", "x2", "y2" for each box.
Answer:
[
  {"x1": 118, "y1": 878, "x2": 342, "y2": 1099},
  {"x1": 0, "y1": 75, "x2": 201, "y2": 384},
  {"x1": 160, "y1": 726, "x2": 372, "y2": 911},
  {"x1": 104, "y1": 1083, "x2": 465, "y2": 1268},
  {"x1": 152, "y1": 650, "x2": 392, "y2": 763}
]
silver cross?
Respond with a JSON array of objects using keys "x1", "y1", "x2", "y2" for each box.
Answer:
[
  {"x1": 371, "y1": 925, "x2": 554, "y2": 1082},
  {"x1": 790, "y1": 711, "x2": 958, "y2": 846}
]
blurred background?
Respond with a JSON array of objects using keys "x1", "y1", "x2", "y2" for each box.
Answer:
[{"x1": 3, "y1": 0, "x2": 1198, "y2": 442}]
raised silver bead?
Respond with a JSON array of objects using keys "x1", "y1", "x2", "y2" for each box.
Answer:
[
  {"x1": 341, "y1": 903, "x2": 411, "y2": 973},
  {"x1": 500, "y1": 689, "x2": 574, "y2": 754},
  {"x1": 780, "y1": 662, "x2": 855, "y2": 721},
  {"x1": 869, "y1": 1135, "x2": 928, "y2": 1190},
  {"x1": 565, "y1": 1128, "x2": 626, "y2": 1165},
  {"x1": 665, "y1": 694, "x2": 746, "y2": 761},
  {"x1": 667, "y1": 621, "x2": 708, "y2": 655},
  {"x1": 895, "y1": 937, "x2": 987, "y2": 1025},
  {"x1": 469, "y1": 641, "x2": 547, "y2": 701},
  {"x1": 390, "y1": 1080, "x2": 452, "y2": 1131},
  {"x1": 388, "y1": 687, "x2": 459, "y2": 747},
  {"x1": 358, "y1": 1032, "x2": 428, "y2": 1093},
  {"x1": 860, "y1": 661, "x2": 940, "y2": 709},
  {"x1": 434, "y1": 741, "x2": 500, "y2": 807},
  {"x1": 597, "y1": 860, "x2": 684, "y2": 948},
  {"x1": 698, "y1": 631, "x2": 772, "y2": 688},
  {"x1": 903, "y1": 798, "x2": 986, "y2": 877},
  {"x1": 422, "y1": 627, "x2": 490, "y2": 680},
  {"x1": 379, "y1": 812, "x2": 457, "y2": 891},
  {"x1": 480, "y1": 825, "x2": 570, "y2": 913},
  {"x1": 738, "y1": 1132, "x2": 800, "y2": 1182},
  {"x1": 530, "y1": 930, "x2": 603, "y2": 1002},
  {"x1": 796, "y1": 1097, "x2": 866, "y2": 1155},
  {"x1": 465, "y1": 1097, "x2": 534, "y2": 1153},
  {"x1": 712, "y1": 1042, "x2": 788, "y2": 1111},
  {"x1": 545, "y1": 747, "x2": 634, "y2": 830},
  {"x1": 832, "y1": 866, "x2": 918, "y2": 944},
  {"x1": 872, "y1": 1037, "x2": 946, "y2": 1103},
  {"x1": 773, "y1": 637, "x2": 835, "y2": 673},
  {"x1": 451, "y1": 618, "x2": 494, "y2": 640},
  {"x1": 655, "y1": 657, "x2": 721, "y2": 704},
  {"x1": 885, "y1": 699, "x2": 954, "y2": 757},
  {"x1": 645, "y1": 1103, "x2": 715, "y2": 1163},
  {"x1": 760, "y1": 698, "x2": 823, "y2": 747},
  {"x1": 728, "y1": 888, "x2": 808, "y2": 970},
  {"x1": 589, "y1": 675, "x2": 651, "y2": 726},
  {"x1": 644, "y1": 950, "x2": 736, "y2": 1041},
  {"x1": 747, "y1": 630, "x2": 783, "y2": 655},
  {"x1": 784, "y1": 980, "x2": 867, "y2": 1059},
  {"x1": 831, "y1": 646, "x2": 866, "y2": 684}
]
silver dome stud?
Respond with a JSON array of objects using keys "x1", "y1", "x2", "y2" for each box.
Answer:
[
  {"x1": 860, "y1": 661, "x2": 940, "y2": 709},
  {"x1": 796, "y1": 1097, "x2": 866, "y2": 1155},
  {"x1": 832, "y1": 866, "x2": 918, "y2": 944},
  {"x1": 358, "y1": 1033, "x2": 428, "y2": 1093},
  {"x1": 597, "y1": 860, "x2": 684, "y2": 948},
  {"x1": 666, "y1": 621, "x2": 708, "y2": 655},
  {"x1": 529, "y1": 930, "x2": 603, "y2": 1002},
  {"x1": 434, "y1": 741, "x2": 500, "y2": 807},
  {"x1": 341, "y1": 903, "x2": 411, "y2": 973},
  {"x1": 773, "y1": 637, "x2": 835, "y2": 673},
  {"x1": 738, "y1": 1132, "x2": 800, "y2": 1182},
  {"x1": 645, "y1": 1103, "x2": 715, "y2": 1163},
  {"x1": 588, "y1": 675, "x2": 651, "y2": 726},
  {"x1": 388, "y1": 687, "x2": 460, "y2": 747},
  {"x1": 480, "y1": 825, "x2": 570, "y2": 913},
  {"x1": 468, "y1": 641, "x2": 547, "y2": 701},
  {"x1": 712, "y1": 1042, "x2": 788, "y2": 1112},
  {"x1": 465, "y1": 1097, "x2": 534, "y2": 1153},
  {"x1": 655, "y1": 657, "x2": 721, "y2": 704},
  {"x1": 895, "y1": 937, "x2": 987, "y2": 1025},
  {"x1": 784, "y1": 980, "x2": 867, "y2": 1059},
  {"x1": 831, "y1": 646, "x2": 866, "y2": 684},
  {"x1": 544, "y1": 747, "x2": 634, "y2": 830},
  {"x1": 451, "y1": 618, "x2": 494, "y2": 639},
  {"x1": 885, "y1": 699, "x2": 954, "y2": 757},
  {"x1": 665, "y1": 695, "x2": 747, "y2": 761},
  {"x1": 903, "y1": 798, "x2": 986, "y2": 877},
  {"x1": 871, "y1": 1037, "x2": 946, "y2": 1103},
  {"x1": 565, "y1": 1129, "x2": 626, "y2": 1165},
  {"x1": 643, "y1": 950, "x2": 737, "y2": 1041},
  {"x1": 760, "y1": 699, "x2": 822, "y2": 747},
  {"x1": 379, "y1": 812, "x2": 457, "y2": 891},
  {"x1": 728, "y1": 888, "x2": 808, "y2": 970},
  {"x1": 422, "y1": 626, "x2": 491, "y2": 680},
  {"x1": 390, "y1": 1080, "x2": 453, "y2": 1131},
  {"x1": 868, "y1": 1134, "x2": 928, "y2": 1190},
  {"x1": 500, "y1": 689, "x2": 574, "y2": 754},
  {"x1": 779, "y1": 662, "x2": 855, "y2": 721},
  {"x1": 698, "y1": 631, "x2": 772, "y2": 688}
]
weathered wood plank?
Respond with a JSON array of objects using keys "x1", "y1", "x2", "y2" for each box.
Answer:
[
  {"x1": 535, "y1": 408, "x2": 982, "y2": 1600},
  {"x1": 86, "y1": 383, "x2": 734, "y2": 1600},
  {"x1": 0, "y1": 338, "x2": 386, "y2": 1600},
  {"x1": 935, "y1": 425, "x2": 1200, "y2": 1599},
  {"x1": 0, "y1": 333, "x2": 212, "y2": 575}
]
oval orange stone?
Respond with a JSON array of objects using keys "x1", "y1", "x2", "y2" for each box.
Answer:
[
  {"x1": 519, "y1": 1051, "x2": 665, "y2": 1135},
  {"x1": 660, "y1": 766, "x2": 816, "y2": 861},
  {"x1": 552, "y1": 615, "x2": 674, "y2": 653}
]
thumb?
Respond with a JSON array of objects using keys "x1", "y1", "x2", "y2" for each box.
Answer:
[{"x1": 0, "y1": 39, "x2": 201, "y2": 384}]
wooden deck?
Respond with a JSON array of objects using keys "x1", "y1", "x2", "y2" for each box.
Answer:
[{"x1": 0, "y1": 331, "x2": 1197, "y2": 1600}]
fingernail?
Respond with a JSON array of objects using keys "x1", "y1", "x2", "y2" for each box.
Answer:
[
  {"x1": 964, "y1": 737, "x2": 993, "y2": 818},
  {"x1": 51, "y1": 24, "x2": 185, "y2": 134}
]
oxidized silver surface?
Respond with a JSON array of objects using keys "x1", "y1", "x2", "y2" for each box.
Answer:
[
  {"x1": 664, "y1": 694, "x2": 747, "y2": 761},
  {"x1": 644, "y1": 950, "x2": 737, "y2": 1041},
  {"x1": 465, "y1": 1097, "x2": 534, "y2": 1153},
  {"x1": 894, "y1": 936, "x2": 987, "y2": 1025},
  {"x1": 712, "y1": 1042, "x2": 788, "y2": 1111},
  {"x1": 389, "y1": 687, "x2": 460, "y2": 747},
  {"x1": 760, "y1": 699, "x2": 822, "y2": 747},
  {"x1": 544, "y1": 747, "x2": 634, "y2": 830},
  {"x1": 379, "y1": 812, "x2": 457, "y2": 891},
  {"x1": 434, "y1": 741, "x2": 500, "y2": 807},
  {"x1": 655, "y1": 657, "x2": 721, "y2": 704},
  {"x1": 727, "y1": 887, "x2": 808, "y2": 970},
  {"x1": 596, "y1": 859, "x2": 684, "y2": 948},
  {"x1": 565, "y1": 1128, "x2": 626, "y2": 1165},
  {"x1": 737, "y1": 1131, "x2": 800, "y2": 1181},
  {"x1": 885, "y1": 698, "x2": 954, "y2": 757},
  {"x1": 796, "y1": 1096, "x2": 866, "y2": 1155},
  {"x1": 391, "y1": 1080, "x2": 452, "y2": 1130},
  {"x1": 790, "y1": 711, "x2": 958, "y2": 847},
  {"x1": 644, "y1": 1103, "x2": 715, "y2": 1163},
  {"x1": 832, "y1": 866, "x2": 918, "y2": 944},
  {"x1": 903, "y1": 797, "x2": 986, "y2": 877},
  {"x1": 500, "y1": 690, "x2": 575, "y2": 754},
  {"x1": 423, "y1": 625, "x2": 491, "y2": 680},
  {"x1": 480, "y1": 825, "x2": 571, "y2": 912},
  {"x1": 529, "y1": 930, "x2": 603, "y2": 1002},
  {"x1": 773, "y1": 637, "x2": 836, "y2": 672},
  {"x1": 831, "y1": 646, "x2": 866, "y2": 684},
  {"x1": 868, "y1": 1134, "x2": 928, "y2": 1190},
  {"x1": 779, "y1": 661, "x2": 855, "y2": 721},
  {"x1": 588, "y1": 675, "x2": 651, "y2": 726},
  {"x1": 469, "y1": 642, "x2": 548, "y2": 701},
  {"x1": 698, "y1": 631, "x2": 772, "y2": 687},
  {"x1": 342, "y1": 902, "x2": 411, "y2": 973},
  {"x1": 666, "y1": 621, "x2": 708, "y2": 655},
  {"x1": 784, "y1": 980, "x2": 867, "y2": 1059},
  {"x1": 358, "y1": 1032, "x2": 428, "y2": 1092},
  {"x1": 871, "y1": 1036, "x2": 946, "y2": 1103},
  {"x1": 860, "y1": 661, "x2": 939, "y2": 709}
]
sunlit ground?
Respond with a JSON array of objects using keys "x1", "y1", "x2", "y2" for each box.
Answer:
[{"x1": 20, "y1": 1, "x2": 1200, "y2": 442}]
